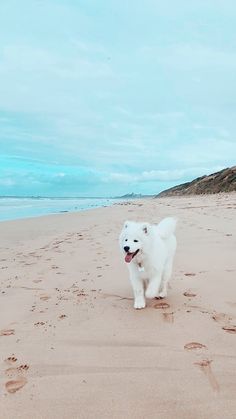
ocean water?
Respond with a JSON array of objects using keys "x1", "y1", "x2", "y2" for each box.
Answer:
[{"x1": 0, "y1": 197, "x2": 120, "y2": 222}]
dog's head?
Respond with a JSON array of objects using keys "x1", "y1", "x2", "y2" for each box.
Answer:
[{"x1": 119, "y1": 220, "x2": 150, "y2": 263}]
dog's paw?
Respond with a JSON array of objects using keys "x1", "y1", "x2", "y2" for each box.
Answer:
[
  {"x1": 158, "y1": 290, "x2": 167, "y2": 299},
  {"x1": 145, "y1": 287, "x2": 158, "y2": 299},
  {"x1": 134, "y1": 298, "x2": 146, "y2": 309}
]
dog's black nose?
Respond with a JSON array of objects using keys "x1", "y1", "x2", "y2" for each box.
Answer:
[{"x1": 124, "y1": 246, "x2": 130, "y2": 252}]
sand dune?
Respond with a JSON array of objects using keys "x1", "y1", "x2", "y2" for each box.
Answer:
[{"x1": 0, "y1": 193, "x2": 236, "y2": 418}]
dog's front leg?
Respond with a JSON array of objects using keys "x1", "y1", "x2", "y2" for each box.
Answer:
[
  {"x1": 128, "y1": 266, "x2": 145, "y2": 309},
  {"x1": 145, "y1": 272, "x2": 162, "y2": 299}
]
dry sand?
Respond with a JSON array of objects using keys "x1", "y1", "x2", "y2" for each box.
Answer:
[{"x1": 0, "y1": 193, "x2": 236, "y2": 419}]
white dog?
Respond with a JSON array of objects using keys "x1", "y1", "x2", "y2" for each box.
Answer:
[{"x1": 119, "y1": 217, "x2": 177, "y2": 309}]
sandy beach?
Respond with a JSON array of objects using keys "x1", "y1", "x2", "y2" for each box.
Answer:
[{"x1": 0, "y1": 193, "x2": 236, "y2": 419}]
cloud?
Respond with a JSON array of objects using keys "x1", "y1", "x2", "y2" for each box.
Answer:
[
  {"x1": 0, "y1": 43, "x2": 116, "y2": 115},
  {"x1": 169, "y1": 138, "x2": 236, "y2": 166},
  {"x1": 1, "y1": 156, "x2": 225, "y2": 197},
  {"x1": 0, "y1": 178, "x2": 16, "y2": 187},
  {"x1": 0, "y1": 155, "x2": 105, "y2": 196},
  {"x1": 140, "y1": 44, "x2": 236, "y2": 71},
  {"x1": 0, "y1": 1, "x2": 236, "y2": 196},
  {"x1": 107, "y1": 166, "x2": 225, "y2": 184}
]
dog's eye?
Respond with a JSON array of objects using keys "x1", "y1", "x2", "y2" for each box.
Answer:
[
  {"x1": 125, "y1": 239, "x2": 128, "y2": 242},
  {"x1": 134, "y1": 239, "x2": 138, "y2": 242}
]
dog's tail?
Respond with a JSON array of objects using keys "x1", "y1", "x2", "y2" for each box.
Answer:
[{"x1": 156, "y1": 217, "x2": 177, "y2": 239}]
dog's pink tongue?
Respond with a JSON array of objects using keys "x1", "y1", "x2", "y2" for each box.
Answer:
[{"x1": 125, "y1": 253, "x2": 133, "y2": 263}]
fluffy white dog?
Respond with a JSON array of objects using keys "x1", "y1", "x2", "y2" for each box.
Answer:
[{"x1": 119, "y1": 217, "x2": 177, "y2": 309}]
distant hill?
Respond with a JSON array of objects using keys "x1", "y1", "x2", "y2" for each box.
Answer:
[
  {"x1": 157, "y1": 166, "x2": 236, "y2": 197},
  {"x1": 115, "y1": 193, "x2": 151, "y2": 199}
]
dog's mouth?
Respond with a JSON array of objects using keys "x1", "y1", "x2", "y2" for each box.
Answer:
[{"x1": 125, "y1": 249, "x2": 140, "y2": 263}]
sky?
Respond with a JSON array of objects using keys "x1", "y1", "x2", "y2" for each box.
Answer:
[{"x1": 0, "y1": 0, "x2": 236, "y2": 197}]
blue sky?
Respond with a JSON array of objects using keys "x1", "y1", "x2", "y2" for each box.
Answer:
[{"x1": 0, "y1": 0, "x2": 236, "y2": 197}]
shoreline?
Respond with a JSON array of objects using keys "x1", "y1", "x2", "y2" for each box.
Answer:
[
  {"x1": 1, "y1": 191, "x2": 235, "y2": 224},
  {"x1": 0, "y1": 201, "x2": 112, "y2": 224},
  {"x1": 0, "y1": 196, "x2": 125, "y2": 223},
  {"x1": 1, "y1": 193, "x2": 236, "y2": 418}
]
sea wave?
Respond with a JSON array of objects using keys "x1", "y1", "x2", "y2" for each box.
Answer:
[{"x1": 0, "y1": 197, "x2": 118, "y2": 221}]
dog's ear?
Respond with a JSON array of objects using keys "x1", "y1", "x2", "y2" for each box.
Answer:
[
  {"x1": 124, "y1": 220, "x2": 131, "y2": 229},
  {"x1": 142, "y1": 223, "x2": 149, "y2": 235}
]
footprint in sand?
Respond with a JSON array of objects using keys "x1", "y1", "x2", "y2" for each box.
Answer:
[
  {"x1": 184, "y1": 342, "x2": 207, "y2": 350},
  {"x1": 222, "y1": 326, "x2": 236, "y2": 334},
  {"x1": 162, "y1": 312, "x2": 174, "y2": 323},
  {"x1": 5, "y1": 377, "x2": 27, "y2": 393},
  {"x1": 4, "y1": 357, "x2": 29, "y2": 393},
  {"x1": 58, "y1": 314, "x2": 67, "y2": 319},
  {"x1": 184, "y1": 273, "x2": 196, "y2": 277},
  {"x1": 153, "y1": 302, "x2": 170, "y2": 309},
  {"x1": 212, "y1": 312, "x2": 236, "y2": 333},
  {"x1": 194, "y1": 359, "x2": 219, "y2": 392},
  {"x1": 0, "y1": 329, "x2": 15, "y2": 336},
  {"x1": 212, "y1": 312, "x2": 232, "y2": 324},
  {"x1": 5, "y1": 356, "x2": 18, "y2": 364},
  {"x1": 39, "y1": 294, "x2": 51, "y2": 301},
  {"x1": 6, "y1": 365, "x2": 29, "y2": 376},
  {"x1": 183, "y1": 291, "x2": 197, "y2": 297},
  {"x1": 34, "y1": 321, "x2": 45, "y2": 326}
]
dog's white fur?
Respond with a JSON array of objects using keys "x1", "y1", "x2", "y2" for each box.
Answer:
[{"x1": 119, "y1": 217, "x2": 177, "y2": 309}]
